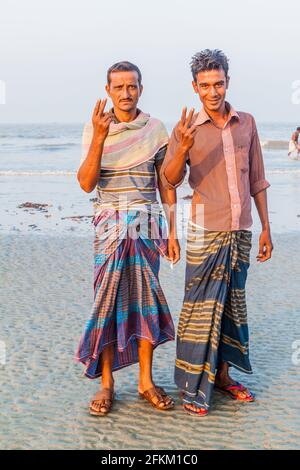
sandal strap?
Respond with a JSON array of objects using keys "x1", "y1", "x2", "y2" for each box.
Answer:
[
  {"x1": 218, "y1": 381, "x2": 244, "y2": 391},
  {"x1": 154, "y1": 386, "x2": 169, "y2": 398},
  {"x1": 183, "y1": 404, "x2": 208, "y2": 415},
  {"x1": 225, "y1": 383, "x2": 245, "y2": 391},
  {"x1": 142, "y1": 386, "x2": 173, "y2": 407},
  {"x1": 91, "y1": 388, "x2": 114, "y2": 405},
  {"x1": 91, "y1": 399, "x2": 111, "y2": 409},
  {"x1": 156, "y1": 386, "x2": 174, "y2": 405},
  {"x1": 219, "y1": 382, "x2": 253, "y2": 398},
  {"x1": 143, "y1": 387, "x2": 164, "y2": 403}
]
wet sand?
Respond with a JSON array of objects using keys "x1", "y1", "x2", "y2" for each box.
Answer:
[{"x1": 0, "y1": 231, "x2": 299, "y2": 450}]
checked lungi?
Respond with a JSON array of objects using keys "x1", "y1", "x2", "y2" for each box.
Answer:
[
  {"x1": 175, "y1": 220, "x2": 253, "y2": 410},
  {"x1": 76, "y1": 208, "x2": 175, "y2": 379}
]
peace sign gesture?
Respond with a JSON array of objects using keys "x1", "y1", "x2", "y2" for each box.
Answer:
[
  {"x1": 177, "y1": 107, "x2": 197, "y2": 152},
  {"x1": 92, "y1": 98, "x2": 112, "y2": 142}
]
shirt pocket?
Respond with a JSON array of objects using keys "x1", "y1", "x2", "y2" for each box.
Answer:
[{"x1": 235, "y1": 139, "x2": 250, "y2": 172}]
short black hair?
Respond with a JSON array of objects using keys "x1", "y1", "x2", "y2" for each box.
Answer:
[
  {"x1": 190, "y1": 49, "x2": 229, "y2": 81},
  {"x1": 297, "y1": 127, "x2": 300, "y2": 131},
  {"x1": 107, "y1": 61, "x2": 142, "y2": 85}
]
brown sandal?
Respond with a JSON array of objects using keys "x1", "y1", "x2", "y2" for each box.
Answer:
[
  {"x1": 89, "y1": 388, "x2": 114, "y2": 416},
  {"x1": 139, "y1": 385, "x2": 174, "y2": 411}
]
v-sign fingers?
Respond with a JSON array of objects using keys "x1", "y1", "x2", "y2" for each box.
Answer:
[
  {"x1": 180, "y1": 107, "x2": 187, "y2": 126},
  {"x1": 98, "y1": 98, "x2": 107, "y2": 117},
  {"x1": 92, "y1": 100, "x2": 101, "y2": 119},
  {"x1": 183, "y1": 108, "x2": 195, "y2": 130}
]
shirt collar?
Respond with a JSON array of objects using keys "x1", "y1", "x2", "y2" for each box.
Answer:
[{"x1": 193, "y1": 101, "x2": 240, "y2": 126}]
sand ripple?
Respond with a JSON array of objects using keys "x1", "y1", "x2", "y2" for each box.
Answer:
[{"x1": 0, "y1": 233, "x2": 299, "y2": 449}]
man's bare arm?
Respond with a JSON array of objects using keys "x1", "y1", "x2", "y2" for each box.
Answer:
[
  {"x1": 164, "y1": 147, "x2": 188, "y2": 187},
  {"x1": 156, "y1": 159, "x2": 180, "y2": 264},
  {"x1": 157, "y1": 160, "x2": 177, "y2": 235},
  {"x1": 253, "y1": 189, "x2": 273, "y2": 262},
  {"x1": 77, "y1": 99, "x2": 111, "y2": 193},
  {"x1": 164, "y1": 108, "x2": 196, "y2": 187}
]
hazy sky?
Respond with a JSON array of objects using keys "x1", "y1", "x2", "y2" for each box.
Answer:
[{"x1": 0, "y1": 0, "x2": 299, "y2": 123}]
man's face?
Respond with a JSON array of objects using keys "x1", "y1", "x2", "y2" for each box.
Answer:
[
  {"x1": 106, "y1": 71, "x2": 143, "y2": 112},
  {"x1": 192, "y1": 69, "x2": 229, "y2": 113}
]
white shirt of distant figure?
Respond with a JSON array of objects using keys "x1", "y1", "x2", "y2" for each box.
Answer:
[{"x1": 288, "y1": 128, "x2": 300, "y2": 160}]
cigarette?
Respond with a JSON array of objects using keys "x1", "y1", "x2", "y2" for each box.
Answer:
[{"x1": 170, "y1": 261, "x2": 174, "y2": 270}]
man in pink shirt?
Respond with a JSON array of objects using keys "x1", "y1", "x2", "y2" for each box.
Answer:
[{"x1": 160, "y1": 49, "x2": 273, "y2": 416}]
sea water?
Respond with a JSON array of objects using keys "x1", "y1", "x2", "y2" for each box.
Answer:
[{"x1": 0, "y1": 122, "x2": 299, "y2": 234}]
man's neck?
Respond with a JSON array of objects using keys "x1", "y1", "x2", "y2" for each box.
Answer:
[
  {"x1": 112, "y1": 107, "x2": 138, "y2": 123},
  {"x1": 203, "y1": 101, "x2": 229, "y2": 127}
]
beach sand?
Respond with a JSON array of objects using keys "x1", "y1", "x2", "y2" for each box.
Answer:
[{"x1": 0, "y1": 231, "x2": 299, "y2": 450}]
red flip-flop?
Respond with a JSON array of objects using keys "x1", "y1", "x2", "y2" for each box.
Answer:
[
  {"x1": 182, "y1": 403, "x2": 208, "y2": 417},
  {"x1": 215, "y1": 381, "x2": 255, "y2": 402}
]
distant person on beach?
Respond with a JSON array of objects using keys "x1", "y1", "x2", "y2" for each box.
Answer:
[
  {"x1": 161, "y1": 49, "x2": 273, "y2": 417},
  {"x1": 76, "y1": 62, "x2": 180, "y2": 415},
  {"x1": 288, "y1": 127, "x2": 300, "y2": 160}
]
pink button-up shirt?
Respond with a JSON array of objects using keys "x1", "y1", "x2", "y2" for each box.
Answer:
[{"x1": 160, "y1": 103, "x2": 270, "y2": 231}]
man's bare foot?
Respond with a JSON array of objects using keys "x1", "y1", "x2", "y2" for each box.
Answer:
[
  {"x1": 182, "y1": 403, "x2": 208, "y2": 416},
  {"x1": 89, "y1": 377, "x2": 114, "y2": 416},
  {"x1": 138, "y1": 382, "x2": 174, "y2": 410},
  {"x1": 89, "y1": 387, "x2": 114, "y2": 416},
  {"x1": 215, "y1": 375, "x2": 254, "y2": 401}
]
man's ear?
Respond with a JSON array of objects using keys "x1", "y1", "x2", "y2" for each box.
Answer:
[
  {"x1": 192, "y1": 81, "x2": 198, "y2": 93},
  {"x1": 105, "y1": 84, "x2": 111, "y2": 97},
  {"x1": 139, "y1": 84, "x2": 144, "y2": 97},
  {"x1": 226, "y1": 76, "x2": 230, "y2": 89}
]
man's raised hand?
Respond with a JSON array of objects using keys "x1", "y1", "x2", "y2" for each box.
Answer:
[
  {"x1": 92, "y1": 98, "x2": 112, "y2": 142},
  {"x1": 177, "y1": 107, "x2": 197, "y2": 152}
]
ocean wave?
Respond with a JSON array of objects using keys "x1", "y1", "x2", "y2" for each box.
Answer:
[
  {"x1": 0, "y1": 142, "x2": 78, "y2": 152},
  {"x1": 2, "y1": 139, "x2": 290, "y2": 152},
  {"x1": 0, "y1": 134, "x2": 57, "y2": 139},
  {"x1": 0, "y1": 170, "x2": 76, "y2": 176},
  {"x1": 1, "y1": 168, "x2": 300, "y2": 177},
  {"x1": 267, "y1": 168, "x2": 300, "y2": 175},
  {"x1": 31, "y1": 143, "x2": 78, "y2": 151},
  {"x1": 261, "y1": 140, "x2": 289, "y2": 150}
]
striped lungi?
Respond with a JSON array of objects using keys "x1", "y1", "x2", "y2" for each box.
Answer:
[
  {"x1": 175, "y1": 220, "x2": 253, "y2": 410},
  {"x1": 76, "y1": 208, "x2": 175, "y2": 379}
]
